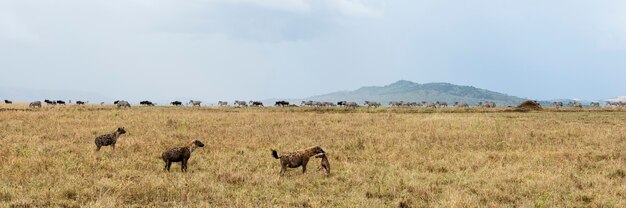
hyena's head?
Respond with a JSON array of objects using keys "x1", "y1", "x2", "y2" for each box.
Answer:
[
  {"x1": 192, "y1": 139, "x2": 205, "y2": 148},
  {"x1": 117, "y1": 127, "x2": 126, "y2": 135},
  {"x1": 311, "y1": 146, "x2": 325, "y2": 155}
]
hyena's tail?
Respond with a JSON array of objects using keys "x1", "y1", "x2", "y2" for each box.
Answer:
[{"x1": 272, "y1": 150, "x2": 280, "y2": 159}]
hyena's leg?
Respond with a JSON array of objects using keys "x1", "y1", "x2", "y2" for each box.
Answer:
[
  {"x1": 182, "y1": 159, "x2": 188, "y2": 172},
  {"x1": 280, "y1": 164, "x2": 286, "y2": 176},
  {"x1": 302, "y1": 160, "x2": 309, "y2": 173}
]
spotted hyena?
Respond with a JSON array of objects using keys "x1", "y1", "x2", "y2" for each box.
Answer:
[
  {"x1": 271, "y1": 146, "x2": 325, "y2": 176},
  {"x1": 94, "y1": 127, "x2": 127, "y2": 151},
  {"x1": 162, "y1": 139, "x2": 205, "y2": 172}
]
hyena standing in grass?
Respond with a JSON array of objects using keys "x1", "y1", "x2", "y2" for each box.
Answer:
[
  {"x1": 162, "y1": 139, "x2": 205, "y2": 172},
  {"x1": 94, "y1": 127, "x2": 127, "y2": 151},
  {"x1": 271, "y1": 146, "x2": 325, "y2": 176}
]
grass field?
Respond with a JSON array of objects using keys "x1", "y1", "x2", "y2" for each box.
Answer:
[{"x1": 1, "y1": 104, "x2": 625, "y2": 207}]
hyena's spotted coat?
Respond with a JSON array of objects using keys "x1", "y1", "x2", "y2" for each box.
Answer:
[
  {"x1": 162, "y1": 139, "x2": 205, "y2": 172},
  {"x1": 271, "y1": 146, "x2": 325, "y2": 176},
  {"x1": 94, "y1": 127, "x2": 126, "y2": 151}
]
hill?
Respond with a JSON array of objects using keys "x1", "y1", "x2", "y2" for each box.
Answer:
[{"x1": 296, "y1": 80, "x2": 526, "y2": 106}]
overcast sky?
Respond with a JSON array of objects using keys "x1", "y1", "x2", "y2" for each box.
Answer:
[{"x1": 1, "y1": 0, "x2": 625, "y2": 102}]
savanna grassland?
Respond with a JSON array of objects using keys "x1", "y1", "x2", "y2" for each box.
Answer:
[{"x1": 1, "y1": 104, "x2": 625, "y2": 207}]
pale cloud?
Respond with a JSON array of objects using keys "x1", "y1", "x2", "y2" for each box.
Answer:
[
  {"x1": 225, "y1": 0, "x2": 311, "y2": 13},
  {"x1": 0, "y1": 0, "x2": 625, "y2": 101},
  {"x1": 596, "y1": 1, "x2": 626, "y2": 50},
  {"x1": 0, "y1": 2, "x2": 40, "y2": 45},
  {"x1": 326, "y1": 0, "x2": 385, "y2": 18},
  {"x1": 0, "y1": 15, "x2": 40, "y2": 45},
  {"x1": 223, "y1": 0, "x2": 386, "y2": 17}
]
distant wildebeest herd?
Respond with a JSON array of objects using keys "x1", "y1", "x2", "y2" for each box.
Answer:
[{"x1": 2, "y1": 98, "x2": 625, "y2": 108}]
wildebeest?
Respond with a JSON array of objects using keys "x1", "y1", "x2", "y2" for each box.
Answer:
[
  {"x1": 345, "y1": 102, "x2": 358, "y2": 108},
  {"x1": 140, "y1": 101, "x2": 155, "y2": 106},
  {"x1": 454, "y1": 102, "x2": 469, "y2": 108},
  {"x1": 301, "y1": 100, "x2": 314, "y2": 107},
  {"x1": 56, "y1": 100, "x2": 66, "y2": 105},
  {"x1": 218, "y1": 101, "x2": 228, "y2": 106},
  {"x1": 29, "y1": 101, "x2": 42, "y2": 108},
  {"x1": 44, "y1": 99, "x2": 56, "y2": 105},
  {"x1": 435, "y1": 101, "x2": 448, "y2": 108},
  {"x1": 568, "y1": 101, "x2": 582, "y2": 108},
  {"x1": 553, "y1": 101, "x2": 563, "y2": 108},
  {"x1": 590, "y1": 101, "x2": 600, "y2": 107},
  {"x1": 606, "y1": 101, "x2": 617, "y2": 107},
  {"x1": 364, "y1": 101, "x2": 381, "y2": 108},
  {"x1": 301, "y1": 100, "x2": 325, "y2": 107},
  {"x1": 234, "y1": 100, "x2": 248, "y2": 107},
  {"x1": 322, "y1": 102, "x2": 336, "y2": 107},
  {"x1": 116, "y1": 100, "x2": 131, "y2": 108},
  {"x1": 478, "y1": 101, "x2": 496, "y2": 108},
  {"x1": 249, "y1": 101, "x2": 263, "y2": 107},
  {"x1": 76, "y1": 101, "x2": 87, "y2": 105},
  {"x1": 275, "y1": 100, "x2": 289, "y2": 107},
  {"x1": 389, "y1": 101, "x2": 403, "y2": 107},
  {"x1": 424, "y1": 102, "x2": 437, "y2": 108},
  {"x1": 337, "y1": 101, "x2": 346, "y2": 107},
  {"x1": 4, "y1": 100, "x2": 12, "y2": 104},
  {"x1": 171, "y1": 101, "x2": 183, "y2": 106},
  {"x1": 315, "y1": 153, "x2": 330, "y2": 177},
  {"x1": 606, "y1": 101, "x2": 624, "y2": 107},
  {"x1": 162, "y1": 139, "x2": 205, "y2": 172},
  {"x1": 114, "y1": 100, "x2": 120, "y2": 105},
  {"x1": 404, "y1": 101, "x2": 418, "y2": 107},
  {"x1": 189, "y1": 100, "x2": 201, "y2": 106}
]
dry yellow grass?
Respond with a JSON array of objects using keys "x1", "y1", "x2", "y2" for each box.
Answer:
[{"x1": 1, "y1": 104, "x2": 625, "y2": 207}]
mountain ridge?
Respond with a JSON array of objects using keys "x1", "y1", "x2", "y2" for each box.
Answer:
[{"x1": 292, "y1": 80, "x2": 526, "y2": 106}]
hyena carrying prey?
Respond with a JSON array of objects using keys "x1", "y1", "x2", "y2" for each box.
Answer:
[
  {"x1": 94, "y1": 127, "x2": 127, "y2": 151},
  {"x1": 315, "y1": 153, "x2": 330, "y2": 176},
  {"x1": 271, "y1": 146, "x2": 325, "y2": 176}
]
